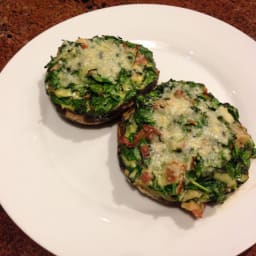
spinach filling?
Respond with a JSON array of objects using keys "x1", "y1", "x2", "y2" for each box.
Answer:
[
  {"x1": 118, "y1": 79, "x2": 256, "y2": 214},
  {"x1": 45, "y1": 36, "x2": 158, "y2": 117}
]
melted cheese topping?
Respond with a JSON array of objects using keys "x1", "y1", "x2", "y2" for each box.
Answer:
[
  {"x1": 56, "y1": 38, "x2": 141, "y2": 86},
  {"x1": 149, "y1": 84, "x2": 233, "y2": 182}
]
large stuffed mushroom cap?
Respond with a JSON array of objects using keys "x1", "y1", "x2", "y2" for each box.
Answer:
[
  {"x1": 118, "y1": 79, "x2": 256, "y2": 218},
  {"x1": 44, "y1": 36, "x2": 159, "y2": 125}
]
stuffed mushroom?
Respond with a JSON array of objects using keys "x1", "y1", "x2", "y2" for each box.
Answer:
[
  {"x1": 44, "y1": 36, "x2": 159, "y2": 125},
  {"x1": 118, "y1": 79, "x2": 256, "y2": 218}
]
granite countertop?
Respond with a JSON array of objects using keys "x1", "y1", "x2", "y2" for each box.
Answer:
[{"x1": 0, "y1": 0, "x2": 255, "y2": 255}]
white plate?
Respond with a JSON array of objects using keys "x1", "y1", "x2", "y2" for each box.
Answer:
[{"x1": 0, "y1": 4, "x2": 256, "y2": 256}]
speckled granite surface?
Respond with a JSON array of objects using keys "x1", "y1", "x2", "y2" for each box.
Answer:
[{"x1": 0, "y1": 0, "x2": 255, "y2": 255}]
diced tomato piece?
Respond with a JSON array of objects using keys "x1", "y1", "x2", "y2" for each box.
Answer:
[
  {"x1": 165, "y1": 168, "x2": 177, "y2": 183},
  {"x1": 176, "y1": 180, "x2": 184, "y2": 194},
  {"x1": 203, "y1": 87, "x2": 208, "y2": 95},
  {"x1": 165, "y1": 161, "x2": 186, "y2": 183},
  {"x1": 140, "y1": 171, "x2": 152, "y2": 184},
  {"x1": 140, "y1": 144, "x2": 150, "y2": 158},
  {"x1": 119, "y1": 136, "x2": 133, "y2": 147},
  {"x1": 81, "y1": 43, "x2": 87, "y2": 49},
  {"x1": 143, "y1": 124, "x2": 160, "y2": 136},
  {"x1": 119, "y1": 125, "x2": 160, "y2": 148},
  {"x1": 76, "y1": 38, "x2": 88, "y2": 49},
  {"x1": 133, "y1": 129, "x2": 146, "y2": 145},
  {"x1": 187, "y1": 119, "x2": 196, "y2": 126},
  {"x1": 50, "y1": 63, "x2": 60, "y2": 71},
  {"x1": 191, "y1": 203, "x2": 205, "y2": 218},
  {"x1": 135, "y1": 54, "x2": 147, "y2": 65},
  {"x1": 181, "y1": 201, "x2": 206, "y2": 218},
  {"x1": 174, "y1": 89, "x2": 185, "y2": 98}
]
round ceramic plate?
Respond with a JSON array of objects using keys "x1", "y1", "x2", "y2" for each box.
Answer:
[{"x1": 0, "y1": 4, "x2": 256, "y2": 256}]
